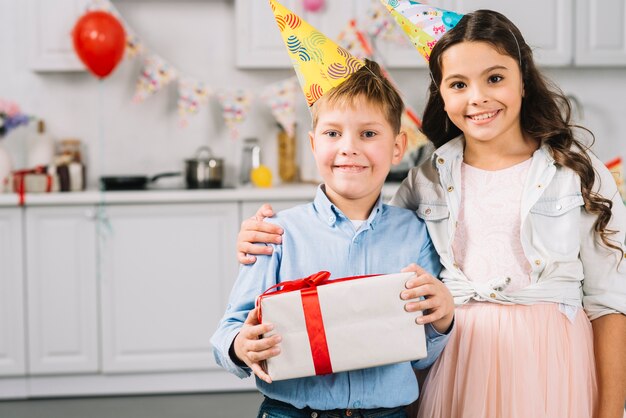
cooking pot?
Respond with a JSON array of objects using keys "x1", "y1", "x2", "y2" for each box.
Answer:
[
  {"x1": 100, "y1": 147, "x2": 224, "y2": 191},
  {"x1": 184, "y1": 146, "x2": 223, "y2": 189}
]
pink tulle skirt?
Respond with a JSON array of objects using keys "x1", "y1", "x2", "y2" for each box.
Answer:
[{"x1": 417, "y1": 302, "x2": 597, "y2": 418}]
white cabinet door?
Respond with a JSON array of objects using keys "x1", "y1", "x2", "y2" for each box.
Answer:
[
  {"x1": 100, "y1": 203, "x2": 239, "y2": 373},
  {"x1": 25, "y1": 206, "x2": 98, "y2": 374},
  {"x1": 576, "y1": 0, "x2": 626, "y2": 65},
  {"x1": 236, "y1": 0, "x2": 358, "y2": 68},
  {"x1": 0, "y1": 208, "x2": 26, "y2": 377},
  {"x1": 450, "y1": 0, "x2": 573, "y2": 66},
  {"x1": 26, "y1": 0, "x2": 90, "y2": 71}
]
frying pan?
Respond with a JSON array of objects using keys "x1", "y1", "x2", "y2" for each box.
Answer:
[{"x1": 100, "y1": 172, "x2": 181, "y2": 191}]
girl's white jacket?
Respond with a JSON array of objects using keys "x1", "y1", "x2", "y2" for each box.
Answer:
[{"x1": 391, "y1": 136, "x2": 626, "y2": 320}]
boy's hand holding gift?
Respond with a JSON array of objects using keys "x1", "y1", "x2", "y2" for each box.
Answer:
[
  {"x1": 233, "y1": 308, "x2": 281, "y2": 384},
  {"x1": 401, "y1": 264, "x2": 454, "y2": 334}
]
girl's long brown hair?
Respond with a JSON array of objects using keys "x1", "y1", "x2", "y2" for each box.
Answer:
[{"x1": 422, "y1": 10, "x2": 622, "y2": 257}]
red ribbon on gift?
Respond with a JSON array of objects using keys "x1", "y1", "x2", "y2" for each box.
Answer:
[
  {"x1": 256, "y1": 271, "x2": 377, "y2": 376},
  {"x1": 12, "y1": 166, "x2": 52, "y2": 206}
]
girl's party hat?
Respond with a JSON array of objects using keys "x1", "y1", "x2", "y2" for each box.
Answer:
[
  {"x1": 379, "y1": 0, "x2": 463, "y2": 61},
  {"x1": 269, "y1": 0, "x2": 365, "y2": 107}
]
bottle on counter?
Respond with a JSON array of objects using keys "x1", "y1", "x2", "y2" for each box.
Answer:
[
  {"x1": 54, "y1": 138, "x2": 86, "y2": 192},
  {"x1": 26, "y1": 119, "x2": 55, "y2": 168}
]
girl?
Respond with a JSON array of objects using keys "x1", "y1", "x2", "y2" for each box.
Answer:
[{"x1": 236, "y1": 8, "x2": 626, "y2": 418}]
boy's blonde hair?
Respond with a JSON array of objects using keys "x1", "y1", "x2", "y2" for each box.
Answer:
[{"x1": 311, "y1": 59, "x2": 405, "y2": 135}]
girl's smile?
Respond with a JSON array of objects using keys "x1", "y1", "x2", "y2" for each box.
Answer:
[{"x1": 439, "y1": 41, "x2": 525, "y2": 149}]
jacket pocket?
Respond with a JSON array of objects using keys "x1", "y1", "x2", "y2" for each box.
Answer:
[
  {"x1": 529, "y1": 194, "x2": 584, "y2": 256},
  {"x1": 530, "y1": 194, "x2": 584, "y2": 216}
]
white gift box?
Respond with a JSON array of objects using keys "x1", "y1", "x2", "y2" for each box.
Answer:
[{"x1": 258, "y1": 271, "x2": 427, "y2": 381}]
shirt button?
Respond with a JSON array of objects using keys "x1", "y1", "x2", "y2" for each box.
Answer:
[
  {"x1": 453, "y1": 262, "x2": 459, "y2": 268},
  {"x1": 310, "y1": 413, "x2": 318, "y2": 418},
  {"x1": 556, "y1": 204, "x2": 562, "y2": 210},
  {"x1": 425, "y1": 208, "x2": 432, "y2": 215},
  {"x1": 490, "y1": 293, "x2": 496, "y2": 298},
  {"x1": 437, "y1": 157, "x2": 445, "y2": 164},
  {"x1": 328, "y1": 216, "x2": 335, "y2": 223},
  {"x1": 537, "y1": 184, "x2": 543, "y2": 189},
  {"x1": 447, "y1": 186, "x2": 454, "y2": 192},
  {"x1": 534, "y1": 259, "x2": 541, "y2": 266}
]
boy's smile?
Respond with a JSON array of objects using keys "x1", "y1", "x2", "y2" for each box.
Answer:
[{"x1": 309, "y1": 96, "x2": 406, "y2": 220}]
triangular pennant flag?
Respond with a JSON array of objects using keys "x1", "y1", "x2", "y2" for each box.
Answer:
[
  {"x1": 337, "y1": 20, "x2": 373, "y2": 60},
  {"x1": 380, "y1": 0, "x2": 463, "y2": 61},
  {"x1": 217, "y1": 90, "x2": 253, "y2": 139},
  {"x1": 178, "y1": 78, "x2": 211, "y2": 127},
  {"x1": 269, "y1": 0, "x2": 365, "y2": 106},
  {"x1": 132, "y1": 54, "x2": 178, "y2": 102},
  {"x1": 261, "y1": 78, "x2": 298, "y2": 138}
]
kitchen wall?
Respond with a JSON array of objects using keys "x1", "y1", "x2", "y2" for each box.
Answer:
[{"x1": 1, "y1": 0, "x2": 625, "y2": 189}]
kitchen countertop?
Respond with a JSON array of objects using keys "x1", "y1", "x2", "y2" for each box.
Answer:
[{"x1": 0, "y1": 183, "x2": 402, "y2": 207}]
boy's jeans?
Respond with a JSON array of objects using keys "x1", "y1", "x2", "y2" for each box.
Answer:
[{"x1": 257, "y1": 397, "x2": 408, "y2": 418}]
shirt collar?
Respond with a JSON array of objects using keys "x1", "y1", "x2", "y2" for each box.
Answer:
[
  {"x1": 313, "y1": 184, "x2": 385, "y2": 229},
  {"x1": 430, "y1": 135, "x2": 555, "y2": 166},
  {"x1": 431, "y1": 135, "x2": 464, "y2": 167}
]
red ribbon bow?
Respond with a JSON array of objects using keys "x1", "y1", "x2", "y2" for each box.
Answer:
[
  {"x1": 12, "y1": 166, "x2": 52, "y2": 206},
  {"x1": 256, "y1": 271, "x2": 377, "y2": 376}
]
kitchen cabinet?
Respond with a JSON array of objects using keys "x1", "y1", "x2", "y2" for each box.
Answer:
[
  {"x1": 575, "y1": 0, "x2": 626, "y2": 65},
  {"x1": 238, "y1": 0, "x2": 626, "y2": 68},
  {"x1": 25, "y1": 206, "x2": 99, "y2": 374},
  {"x1": 0, "y1": 208, "x2": 26, "y2": 377},
  {"x1": 235, "y1": 0, "x2": 358, "y2": 68},
  {"x1": 99, "y1": 203, "x2": 239, "y2": 373},
  {"x1": 26, "y1": 0, "x2": 91, "y2": 71}
]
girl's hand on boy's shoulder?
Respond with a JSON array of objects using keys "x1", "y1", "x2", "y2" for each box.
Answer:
[
  {"x1": 400, "y1": 264, "x2": 455, "y2": 334},
  {"x1": 237, "y1": 204, "x2": 283, "y2": 264},
  {"x1": 233, "y1": 308, "x2": 282, "y2": 384}
]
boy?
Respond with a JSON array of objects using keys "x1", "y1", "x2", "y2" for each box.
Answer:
[{"x1": 211, "y1": 2, "x2": 454, "y2": 417}]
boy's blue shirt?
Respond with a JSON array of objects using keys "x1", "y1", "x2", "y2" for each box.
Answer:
[{"x1": 211, "y1": 185, "x2": 450, "y2": 410}]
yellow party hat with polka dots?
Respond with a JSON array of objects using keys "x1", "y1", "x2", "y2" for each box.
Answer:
[{"x1": 269, "y1": 0, "x2": 365, "y2": 106}]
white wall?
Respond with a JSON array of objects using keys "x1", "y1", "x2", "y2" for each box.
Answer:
[{"x1": 1, "y1": 0, "x2": 625, "y2": 189}]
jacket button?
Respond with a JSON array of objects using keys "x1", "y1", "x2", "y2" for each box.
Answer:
[
  {"x1": 346, "y1": 410, "x2": 353, "y2": 417},
  {"x1": 310, "y1": 413, "x2": 318, "y2": 418},
  {"x1": 425, "y1": 208, "x2": 432, "y2": 215}
]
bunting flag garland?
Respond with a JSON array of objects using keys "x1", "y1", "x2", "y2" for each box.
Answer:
[
  {"x1": 261, "y1": 78, "x2": 299, "y2": 138},
  {"x1": 363, "y1": 0, "x2": 408, "y2": 45},
  {"x1": 80, "y1": 0, "x2": 419, "y2": 134},
  {"x1": 337, "y1": 20, "x2": 374, "y2": 60},
  {"x1": 133, "y1": 54, "x2": 178, "y2": 103},
  {"x1": 216, "y1": 90, "x2": 254, "y2": 139},
  {"x1": 178, "y1": 78, "x2": 212, "y2": 127}
]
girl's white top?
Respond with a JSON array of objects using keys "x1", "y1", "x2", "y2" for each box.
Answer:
[
  {"x1": 452, "y1": 159, "x2": 532, "y2": 293},
  {"x1": 391, "y1": 136, "x2": 626, "y2": 320}
]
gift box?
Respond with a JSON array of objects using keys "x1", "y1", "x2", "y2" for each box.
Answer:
[{"x1": 257, "y1": 271, "x2": 427, "y2": 381}]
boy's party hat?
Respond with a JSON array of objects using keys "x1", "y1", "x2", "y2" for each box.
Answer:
[
  {"x1": 269, "y1": 0, "x2": 365, "y2": 106},
  {"x1": 380, "y1": 0, "x2": 463, "y2": 61}
]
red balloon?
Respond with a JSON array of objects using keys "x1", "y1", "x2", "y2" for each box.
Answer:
[{"x1": 72, "y1": 11, "x2": 126, "y2": 79}]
